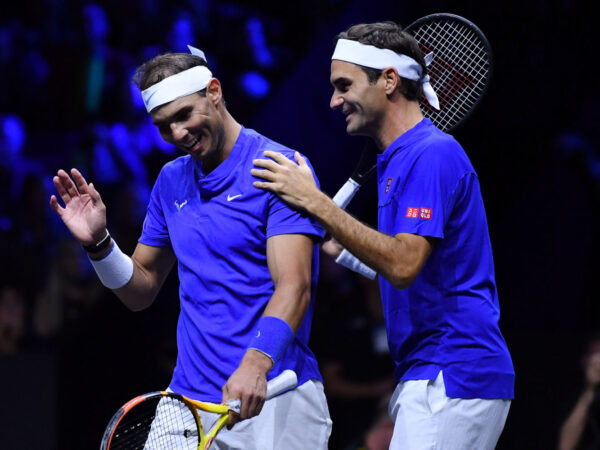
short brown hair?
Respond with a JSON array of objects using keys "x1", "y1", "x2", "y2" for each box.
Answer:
[
  {"x1": 335, "y1": 21, "x2": 426, "y2": 101},
  {"x1": 132, "y1": 53, "x2": 209, "y2": 92}
]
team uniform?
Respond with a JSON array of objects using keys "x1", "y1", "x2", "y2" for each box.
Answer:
[
  {"x1": 140, "y1": 126, "x2": 331, "y2": 448},
  {"x1": 377, "y1": 118, "x2": 514, "y2": 448}
]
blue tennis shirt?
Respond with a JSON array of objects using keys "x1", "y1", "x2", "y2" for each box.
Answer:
[
  {"x1": 139, "y1": 127, "x2": 325, "y2": 402},
  {"x1": 377, "y1": 118, "x2": 514, "y2": 399}
]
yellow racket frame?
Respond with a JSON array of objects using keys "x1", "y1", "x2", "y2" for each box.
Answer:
[{"x1": 175, "y1": 393, "x2": 233, "y2": 450}]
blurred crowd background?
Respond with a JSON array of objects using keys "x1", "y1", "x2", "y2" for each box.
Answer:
[{"x1": 0, "y1": 0, "x2": 598, "y2": 448}]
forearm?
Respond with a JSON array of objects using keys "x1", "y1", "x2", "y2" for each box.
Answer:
[
  {"x1": 89, "y1": 240, "x2": 174, "y2": 312},
  {"x1": 223, "y1": 274, "x2": 312, "y2": 420},
  {"x1": 242, "y1": 280, "x2": 311, "y2": 372},
  {"x1": 245, "y1": 233, "x2": 314, "y2": 368},
  {"x1": 262, "y1": 280, "x2": 311, "y2": 332},
  {"x1": 111, "y1": 258, "x2": 162, "y2": 311},
  {"x1": 558, "y1": 388, "x2": 595, "y2": 450},
  {"x1": 253, "y1": 153, "x2": 420, "y2": 285},
  {"x1": 305, "y1": 191, "x2": 417, "y2": 288}
]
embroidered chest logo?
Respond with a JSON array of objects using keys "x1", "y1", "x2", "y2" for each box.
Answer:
[
  {"x1": 227, "y1": 194, "x2": 242, "y2": 201},
  {"x1": 406, "y1": 207, "x2": 432, "y2": 220},
  {"x1": 385, "y1": 177, "x2": 393, "y2": 194},
  {"x1": 175, "y1": 200, "x2": 188, "y2": 211}
]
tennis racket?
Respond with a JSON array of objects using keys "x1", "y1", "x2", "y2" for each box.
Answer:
[
  {"x1": 332, "y1": 13, "x2": 493, "y2": 208},
  {"x1": 100, "y1": 369, "x2": 297, "y2": 450}
]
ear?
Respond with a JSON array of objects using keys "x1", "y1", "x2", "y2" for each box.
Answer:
[
  {"x1": 206, "y1": 78, "x2": 223, "y2": 106},
  {"x1": 381, "y1": 67, "x2": 400, "y2": 95}
]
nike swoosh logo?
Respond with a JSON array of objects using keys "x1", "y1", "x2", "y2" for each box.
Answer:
[
  {"x1": 227, "y1": 194, "x2": 242, "y2": 201},
  {"x1": 144, "y1": 90, "x2": 158, "y2": 106}
]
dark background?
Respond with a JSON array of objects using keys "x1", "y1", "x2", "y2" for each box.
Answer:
[{"x1": 0, "y1": 0, "x2": 598, "y2": 448}]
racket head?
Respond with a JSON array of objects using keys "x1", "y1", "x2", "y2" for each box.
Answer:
[
  {"x1": 100, "y1": 391, "x2": 201, "y2": 450},
  {"x1": 100, "y1": 371, "x2": 297, "y2": 449},
  {"x1": 405, "y1": 13, "x2": 493, "y2": 132}
]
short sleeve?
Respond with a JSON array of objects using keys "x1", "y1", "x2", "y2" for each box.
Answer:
[
  {"x1": 383, "y1": 144, "x2": 470, "y2": 239},
  {"x1": 266, "y1": 153, "x2": 325, "y2": 240}
]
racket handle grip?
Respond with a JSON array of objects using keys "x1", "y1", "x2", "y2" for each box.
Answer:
[
  {"x1": 332, "y1": 178, "x2": 361, "y2": 209},
  {"x1": 227, "y1": 370, "x2": 298, "y2": 413},
  {"x1": 266, "y1": 369, "x2": 297, "y2": 399},
  {"x1": 335, "y1": 249, "x2": 377, "y2": 280}
]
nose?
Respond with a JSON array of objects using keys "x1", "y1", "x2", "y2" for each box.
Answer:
[
  {"x1": 170, "y1": 122, "x2": 188, "y2": 142},
  {"x1": 330, "y1": 92, "x2": 344, "y2": 110}
]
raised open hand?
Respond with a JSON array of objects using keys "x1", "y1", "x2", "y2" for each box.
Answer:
[{"x1": 49, "y1": 168, "x2": 107, "y2": 246}]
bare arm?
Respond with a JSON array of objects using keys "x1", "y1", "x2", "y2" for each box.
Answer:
[
  {"x1": 558, "y1": 388, "x2": 596, "y2": 450},
  {"x1": 252, "y1": 152, "x2": 433, "y2": 289},
  {"x1": 50, "y1": 168, "x2": 176, "y2": 311},
  {"x1": 222, "y1": 233, "x2": 315, "y2": 426},
  {"x1": 111, "y1": 243, "x2": 176, "y2": 311},
  {"x1": 262, "y1": 234, "x2": 314, "y2": 329},
  {"x1": 558, "y1": 353, "x2": 600, "y2": 450},
  {"x1": 306, "y1": 191, "x2": 432, "y2": 288}
]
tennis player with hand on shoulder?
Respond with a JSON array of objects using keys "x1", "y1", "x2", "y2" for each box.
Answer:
[
  {"x1": 252, "y1": 21, "x2": 515, "y2": 449},
  {"x1": 50, "y1": 47, "x2": 331, "y2": 449}
]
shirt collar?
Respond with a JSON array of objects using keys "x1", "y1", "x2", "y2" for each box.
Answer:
[
  {"x1": 378, "y1": 118, "x2": 434, "y2": 165},
  {"x1": 194, "y1": 126, "x2": 246, "y2": 196}
]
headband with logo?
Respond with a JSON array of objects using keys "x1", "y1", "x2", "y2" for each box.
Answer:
[
  {"x1": 141, "y1": 46, "x2": 212, "y2": 113},
  {"x1": 332, "y1": 39, "x2": 439, "y2": 110}
]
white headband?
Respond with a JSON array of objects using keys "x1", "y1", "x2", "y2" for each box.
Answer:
[
  {"x1": 332, "y1": 39, "x2": 439, "y2": 110},
  {"x1": 141, "y1": 45, "x2": 212, "y2": 113}
]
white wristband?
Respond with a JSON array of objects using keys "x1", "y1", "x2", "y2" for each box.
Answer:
[
  {"x1": 89, "y1": 241, "x2": 134, "y2": 289},
  {"x1": 335, "y1": 249, "x2": 377, "y2": 279}
]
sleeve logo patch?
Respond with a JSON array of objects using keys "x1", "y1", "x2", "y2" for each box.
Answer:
[
  {"x1": 406, "y1": 207, "x2": 432, "y2": 220},
  {"x1": 406, "y1": 207, "x2": 419, "y2": 218}
]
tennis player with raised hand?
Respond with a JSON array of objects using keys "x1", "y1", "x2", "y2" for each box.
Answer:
[
  {"x1": 50, "y1": 46, "x2": 331, "y2": 449},
  {"x1": 252, "y1": 21, "x2": 515, "y2": 448}
]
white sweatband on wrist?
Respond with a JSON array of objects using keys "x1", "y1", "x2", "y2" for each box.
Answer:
[
  {"x1": 335, "y1": 248, "x2": 377, "y2": 280},
  {"x1": 89, "y1": 241, "x2": 134, "y2": 289}
]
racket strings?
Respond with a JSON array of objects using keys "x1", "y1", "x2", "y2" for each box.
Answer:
[
  {"x1": 424, "y1": 30, "x2": 477, "y2": 96},
  {"x1": 412, "y1": 19, "x2": 491, "y2": 131},
  {"x1": 144, "y1": 396, "x2": 198, "y2": 449},
  {"x1": 434, "y1": 24, "x2": 488, "y2": 101},
  {"x1": 425, "y1": 30, "x2": 484, "y2": 94},
  {"x1": 108, "y1": 399, "x2": 161, "y2": 449},
  {"x1": 420, "y1": 22, "x2": 488, "y2": 83},
  {"x1": 109, "y1": 395, "x2": 199, "y2": 449}
]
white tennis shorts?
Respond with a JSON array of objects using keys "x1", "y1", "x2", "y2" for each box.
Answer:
[
  {"x1": 205, "y1": 378, "x2": 331, "y2": 450},
  {"x1": 388, "y1": 371, "x2": 511, "y2": 450}
]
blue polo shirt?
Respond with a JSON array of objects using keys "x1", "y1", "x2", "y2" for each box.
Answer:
[
  {"x1": 139, "y1": 127, "x2": 325, "y2": 402},
  {"x1": 378, "y1": 118, "x2": 514, "y2": 399}
]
